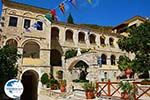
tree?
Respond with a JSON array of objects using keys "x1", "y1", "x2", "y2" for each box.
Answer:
[
  {"x1": 67, "y1": 13, "x2": 74, "y2": 24},
  {"x1": 0, "y1": 45, "x2": 20, "y2": 98},
  {"x1": 118, "y1": 56, "x2": 133, "y2": 71},
  {"x1": 118, "y1": 21, "x2": 150, "y2": 75}
]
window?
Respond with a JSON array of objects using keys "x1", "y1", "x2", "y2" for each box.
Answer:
[
  {"x1": 24, "y1": 19, "x2": 31, "y2": 29},
  {"x1": 37, "y1": 21, "x2": 43, "y2": 30},
  {"x1": 9, "y1": 16, "x2": 18, "y2": 27},
  {"x1": 104, "y1": 72, "x2": 107, "y2": 79},
  {"x1": 101, "y1": 54, "x2": 107, "y2": 65},
  {"x1": 111, "y1": 55, "x2": 116, "y2": 65}
]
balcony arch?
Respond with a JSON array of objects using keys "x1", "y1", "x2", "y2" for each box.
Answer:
[
  {"x1": 65, "y1": 29, "x2": 73, "y2": 42},
  {"x1": 100, "y1": 35, "x2": 106, "y2": 46},
  {"x1": 78, "y1": 32, "x2": 85, "y2": 43},
  {"x1": 89, "y1": 34, "x2": 96, "y2": 44},
  {"x1": 51, "y1": 27, "x2": 59, "y2": 40}
]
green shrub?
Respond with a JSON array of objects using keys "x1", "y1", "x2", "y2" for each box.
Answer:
[
  {"x1": 81, "y1": 49, "x2": 90, "y2": 54},
  {"x1": 72, "y1": 79, "x2": 89, "y2": 83},
  {"x1": 119, "y1": 81, "x2": 133, "y2": 94},
  {"x1": 48, "y1": 79, "x2": 59, "y2": 90},
  {"x1": 65, "y1": 49, "x2": 77, "y2": 59},
  {"x1": 41, "y1": 73, "x2": 49, "y2": 85},
  {"x1": 82, "y1": 82, "x2": 95, "y2": 92}
]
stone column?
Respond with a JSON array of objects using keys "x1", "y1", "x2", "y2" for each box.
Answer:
[
  {"x1": 107, "y1": 53, "x2": 111, "y2": 65},
  {"x1": 17, "y1": 47, "x2": 23, "y2": 80},
  {"x1": 73, "y1": 29, "x2": 78, "y2": 47}
]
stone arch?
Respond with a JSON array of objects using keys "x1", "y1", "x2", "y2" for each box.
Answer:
[
  {"x1": 23, "y1": 12, "x2": 33, "y2": 17},
  {"x1": 21, "y1": 70, "x2": 39, "y2": 100},
  {"x1": 9, "y1": 10, "x2": 17, "y2": 14},
  {"x1": 68, "y1": 59, "x2": 89, "y2": 70},
  {"x1": 68, "y1": 60, "x2": 89, "y2": 81},
  {"x1": 36, "y1": 15, "x2": 44, "y2": 19},
  {"x1": 50, "y1": 49, "x2": 62, "y2": 66},
  {"x1": 51, "y1": 27, "x2": 59, "y2": 40},
  {"x1": 22, "y1": 40, "x2": 40, "y2": 58},
  {"x1": 6, "y1": 38, "x2": 18, "y2": 47},
  {"x1": 78, "y1": 32, "x2": 85, "y2": 43},
  {"x1": 111, "y1": 55, "x2": 116, "y2": 65},
  {"x1": 65, "y1": 29, "x2": 73, "y2": 42},
  {"x1": 89, "y1": 34, "x2": 96, "y2": 44},
  {"x1": 21, "y1": 39, "x2": 41, "y2": 48},
  {"x1": 101, "y1": 54, "x2": 107, "y2": 65}
]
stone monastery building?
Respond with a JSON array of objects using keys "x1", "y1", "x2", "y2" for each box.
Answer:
[{"x1": 0, "y1": 0, "x2": 146, "y2": 100}]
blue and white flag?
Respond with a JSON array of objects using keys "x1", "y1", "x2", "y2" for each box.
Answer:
[{"x1": 32, "y1": 22, "x2": 41, "y2": 29}]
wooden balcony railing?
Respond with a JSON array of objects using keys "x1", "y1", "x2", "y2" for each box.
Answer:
[{"x1": 96, "y1": 80, "x2": 150, "y2": 100}]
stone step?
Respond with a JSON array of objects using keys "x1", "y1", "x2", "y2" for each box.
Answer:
[{"x1": 73, "y1": 90, "x2": 85, "y2": 98}]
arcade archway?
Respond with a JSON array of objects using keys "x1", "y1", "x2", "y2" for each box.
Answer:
[{"x1": 21, "y1": 70, "x2": 39, "y2": 100}]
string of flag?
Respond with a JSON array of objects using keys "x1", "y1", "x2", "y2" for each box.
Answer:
[
  {"x1": 45, "y1": 0, "x2": 93, "y2": 22},
  {"x1": 24, "y1": 0, "x2": 93, "y2": 32}
]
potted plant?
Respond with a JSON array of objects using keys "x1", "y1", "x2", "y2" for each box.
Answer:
[
  {"x1": 118, "y1": 56, "x2": 133, "y2": 78},
  {"x1": 119, "y1": 81, "x2": 133, "y2": 99},
  {"x1": 56, "y1": 70, "x2": 63, "y2": 79},
  {"x1": 125, "y1": 68, "x2": 133, "y2": 79},
  {"x1": 59, "y1": 79, "x2": 67, "y2": 92},
  {"x1": 82, "y1": 82, "x2": 95, "y2": 99},
  {"x1": 49, "y1": 79, "x2": 59, "y2": 90},
  {"x1": 41, "y1": 73, "x2": 49, "y2": 88}
]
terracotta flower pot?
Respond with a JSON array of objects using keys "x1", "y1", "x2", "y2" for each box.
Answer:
[
  {"x1": 60, "y1": 86, "x2": 66, "y2": 92},
  {"x1": 125, "y1": 68, "x2": 133, "y2": 78},
  {"x1": 121, "y1": 92, "x2": 129, "y2": 99},
  {"x1": 85, "y1": 91, "x2": 95, "y2": 99}
]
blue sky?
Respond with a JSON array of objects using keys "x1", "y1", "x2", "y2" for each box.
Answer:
[{"x1": 0, "y1": 0, "x2": 150, "y2": 26}]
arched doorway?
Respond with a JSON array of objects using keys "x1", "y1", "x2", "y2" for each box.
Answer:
[
  {"x1": 21, "y1": 70, "x2": 39, "y2": 100},
  {"x1": 69, "y1": 60, "x2": 89, "y2": 81}
]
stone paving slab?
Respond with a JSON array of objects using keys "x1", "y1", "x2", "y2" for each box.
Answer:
[{"x1": 39, "y1": 94, "x2": 122, "y2": 100}]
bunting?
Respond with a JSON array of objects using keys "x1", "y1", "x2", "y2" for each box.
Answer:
[
  {"x1": 40, "y1": 0, "x2": 92, "y2": 23},
  {"x1": 50, "y1": 9, "x2": 56, "y2": 16},
  {"x1": 59, "y1": 3, "x2": 65, "y2": 14},
  {"x1": 24, "y1": 0, "x2": 92, "y2": 32}
]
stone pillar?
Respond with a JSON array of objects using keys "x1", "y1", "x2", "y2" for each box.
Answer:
[
  {"x1": 61, "y1": 55, "x2": 65, "y2": 79},
  {"x1": 85, "y1": 31, "x2": 90, "y2": 47},
  {"x1": 17, "y1": 47, "x2": 23, "y2": 80},
  {"x1": 73, "y1": 30, "x2": 78, "y2": 47},
  {"x1": 107, "y1": 53, "x2": 111, "y2": 65},
  {"x1": 59, "y1": 27, "x2": 65, "y2": 45}
]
